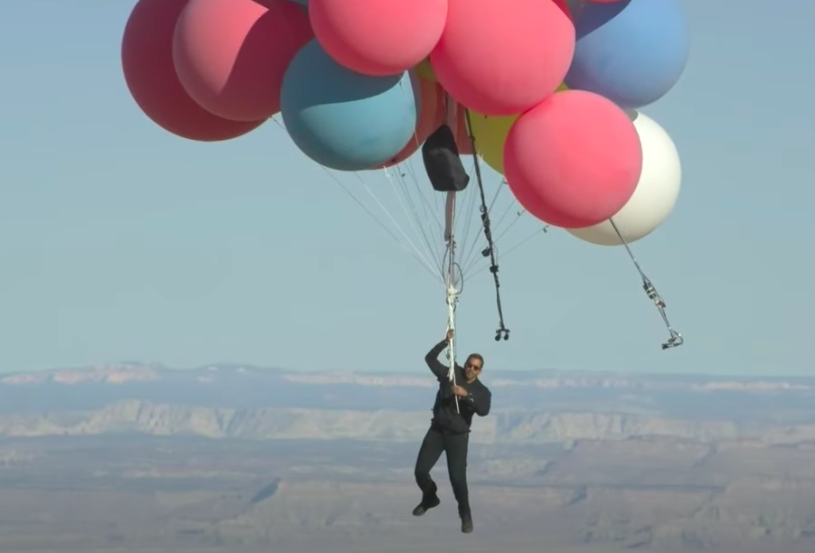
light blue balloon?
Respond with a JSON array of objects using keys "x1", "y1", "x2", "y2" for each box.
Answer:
[
  {"x1": 281, "y1": 40, "x2": 421, "y2": 172},
  {"x1": 565, "y1": 0, "x2": 689, "y2": 109}
]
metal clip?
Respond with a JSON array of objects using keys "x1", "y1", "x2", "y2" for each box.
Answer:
[
  {"x1": 662, "y1": 331, "x2": 684, "y2": 350},
  {"x1": 642, "y1": 278, "x2": 683, "y2": 350}
]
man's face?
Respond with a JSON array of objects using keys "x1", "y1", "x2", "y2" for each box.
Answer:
[{"x1": 464, "y1": 356, "x2": 482, "y2": 381}]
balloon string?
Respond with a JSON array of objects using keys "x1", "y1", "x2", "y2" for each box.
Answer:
[
  {"x1": 608, "y1": 218, "x2": 684, "y2": 350},
  {"x1": 463, "y1": 108, "x2": 509, "y2": 342}
]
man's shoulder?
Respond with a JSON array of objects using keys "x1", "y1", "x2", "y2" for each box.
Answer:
[{"x1": 476, "y1": 380, "x2": 491, "y2": 394}]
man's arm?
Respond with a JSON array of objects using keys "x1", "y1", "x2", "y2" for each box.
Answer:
[
  {"x1": 464, "y1": 386, "x2": 491, "y2": 417},
  {"x1": 425, "y1": 338, "x2": 450, "y2": 381}
]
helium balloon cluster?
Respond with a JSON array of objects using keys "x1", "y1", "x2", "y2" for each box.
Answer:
[{"x1": 121, "y1": 0, "x2": 689, "y2": 245}]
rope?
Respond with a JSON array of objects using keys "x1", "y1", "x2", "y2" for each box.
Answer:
[
  {"x1": 463, "y1": 109, "x2": 510, "y2": 341},
  {"x1": 446, "y1": 285, "x2": 460, "y2": 414},
  {"x1": 270, "y1": 116, "x2": 441, "y2": 281},
  {"x1": 355, "y1": 173, "x2": 441, "y2": 278},
  {"x1": 467, "y1": 225, "x2": 550, "y2": 278},
  {"x1": 382, "y1": 167, "x2": 443, "y2": 278},
  {"x1": 444, "y1": 183, "x2": 461, "y2": 414},
  {"x1": 609, "y1": 219, "x2": 684, "y2": 350},
  {"x1": 454, "y1": 160, "x2": 481, "y2": 277}
]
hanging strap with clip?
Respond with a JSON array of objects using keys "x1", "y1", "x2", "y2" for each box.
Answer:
[{"x1": 609, "y1": 219, "x2": 684, "y2": 350}]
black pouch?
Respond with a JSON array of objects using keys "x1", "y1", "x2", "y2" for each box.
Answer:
[{"x1": 421, "y1": 124, "x2": 470, "y2": 193}]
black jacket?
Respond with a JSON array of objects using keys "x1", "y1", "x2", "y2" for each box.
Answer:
[{"x1": 424, "y1": 339, "x2": 491, "y2": 434}]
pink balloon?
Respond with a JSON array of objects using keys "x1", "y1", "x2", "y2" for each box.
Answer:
[
  {"x1": 309, "y1": 0, "x2": 448, "y2": 76},
  {"x1": 380, "y1": 79, "x2": 445, "y2": 168},
  {"x1": 173, "y1": 0, "x2": 313, "y2": 122},
  {"x1": 430, "y1": 0, "x2": 575, "y2": 116},
  {"x1": 503, "y1": 90, "x2": 643, "y2": 228},
  {"x1": 121, "y1": 0, "x2": 265, "y2": 141}
]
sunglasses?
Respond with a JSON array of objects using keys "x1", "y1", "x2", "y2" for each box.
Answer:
[{"x1": 465, "y1": 362, "x2": 481, "y2": 370}]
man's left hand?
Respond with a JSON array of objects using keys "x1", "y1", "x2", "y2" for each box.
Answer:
[{"x1": 452, "y1": 385, "x2": 468, "y2": 398}]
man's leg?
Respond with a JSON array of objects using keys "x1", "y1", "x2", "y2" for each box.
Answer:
[
  {"x1": 444, "y1": 432, "x2": 473, "y2": 533},
  {"x1": 413, "y1": 425, "x2": 445, "y2": 516}
]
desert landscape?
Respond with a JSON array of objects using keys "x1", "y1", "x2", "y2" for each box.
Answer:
[{"x1": 1, "y1": 363, "x2": 815, "y2": 553}]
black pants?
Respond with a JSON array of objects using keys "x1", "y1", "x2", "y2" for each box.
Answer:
[{"x1": 414, "y1": 423, "x2": 470, "y2": 515}]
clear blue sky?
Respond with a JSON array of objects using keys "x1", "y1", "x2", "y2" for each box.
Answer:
[{"x1": 0, "y1": 1, "x2": 812, "y2": 376}]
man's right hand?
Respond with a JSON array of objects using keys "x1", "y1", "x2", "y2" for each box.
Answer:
[{"x1": 446, "y1": 329, "x2": 454, "y2": 342}]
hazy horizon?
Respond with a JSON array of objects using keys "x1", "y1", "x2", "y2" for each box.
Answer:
[{"x1": 5, "y1": 359, "x2": 815, "y2": 381}]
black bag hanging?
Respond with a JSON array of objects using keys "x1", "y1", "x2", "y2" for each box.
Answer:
[{"x1": 421, "y1": 124, "x2": 470, "y2": 193}]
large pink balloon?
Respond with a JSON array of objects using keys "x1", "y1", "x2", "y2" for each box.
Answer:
[
  {"x1": 504, "y1": 90, "x2": 643, "y2": 228},
  {"x1": 173, "y1": 0, "x2": 313, "y2": 122},
  {"x1": 430, "y1": 0, "x2": 575, "y2": 116},
  {"x1": 121, "y1": 0, "x2": 265, "y2": 141},
  {"x1": 310, "y1": 0, "x2": 447, "y2": 76}
]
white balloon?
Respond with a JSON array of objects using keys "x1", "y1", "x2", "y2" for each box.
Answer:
[{"x1": 567, "y1": 111, "x2": 681, "y2": 246}]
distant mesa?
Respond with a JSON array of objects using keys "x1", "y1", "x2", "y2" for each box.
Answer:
[
  {"x1": 0, "y1": 362, "x2": 812, "y2": 392},
  {"x1": 0, "y1": 364, "x2": 161, "y2": 385}
]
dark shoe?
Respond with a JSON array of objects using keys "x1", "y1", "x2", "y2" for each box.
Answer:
[
  {"x1": 460, "y1": 512, "x2": 473, "y2": 533},
  {"x1": 412, "y1": 495, "x2": 440, "y2": 516}
]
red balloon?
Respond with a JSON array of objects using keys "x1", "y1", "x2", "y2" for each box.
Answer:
[
  {"x1": 380, "y1": 77, "x2": 444, "y2": 167},
  {"x1": 504, "y1": 90, "x2": 643, "y2": 228},
  {"x1": 121, "y1": 0, "x2": 264, "y2": 141},
  {"x1": 310, "y1": 0, "x2": 448, "y2": 76},
  {"x1": 551, "y1": 0, "x2": 572, "y2": 19},
  {"x1": 173, "y1": 0, "x2": 313, "y2": 122},
  {"x1": 430, "y1": 0, "x2": 575, "y2": 116}
]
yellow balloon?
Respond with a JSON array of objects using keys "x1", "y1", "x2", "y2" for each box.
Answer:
[
  {"x1": 468, "y1": 82, "x2": 569, "y2": 175},
  {"x1": 416, "y1": 58, "x2": 436, "y2": 82},
  {"x1": 468, "y1": 113, "x2": 517, "y2": 174}
]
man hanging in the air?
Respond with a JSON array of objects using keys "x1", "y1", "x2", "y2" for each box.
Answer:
[{"x1": 412, "y1": 328, "x2": 492, "y2": 534}]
